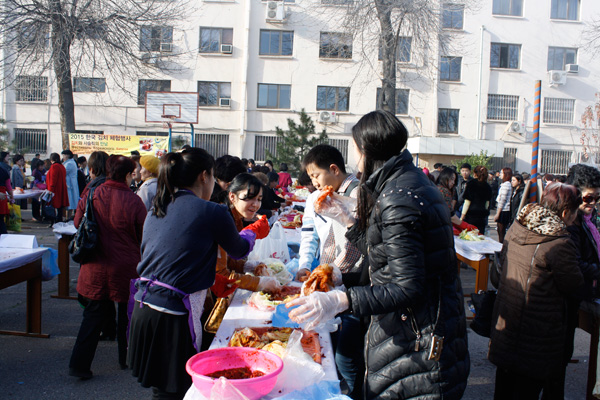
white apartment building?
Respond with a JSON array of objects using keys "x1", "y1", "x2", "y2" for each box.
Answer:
[{"x1": 4, "y1": 0, "x2": 599, "y2": 175}]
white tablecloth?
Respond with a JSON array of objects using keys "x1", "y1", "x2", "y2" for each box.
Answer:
[
  {"x1": 0, "y1": 247, "x2": 48, "y2": 273},
  {"x1": 454, "y1": 236, "x2": 502, "y2": 262},
  {"x1": 13, "y1": 189, "x2": 43, "y2": 200}
]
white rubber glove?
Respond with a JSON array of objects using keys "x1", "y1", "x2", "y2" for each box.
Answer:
[
  {"x1": 257, "y1": 276, "x2": 282, "y2": 292},
  {"x1": 286, "y1": 290, "x2": 349, "y2": 331},
  {"x1": 316, "y1": 193, "x2": 357, "y2": 227}
]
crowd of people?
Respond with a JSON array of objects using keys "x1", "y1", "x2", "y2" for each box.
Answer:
[{"x1": 4, "y1": 110, "x2": 600, "y2": 400}]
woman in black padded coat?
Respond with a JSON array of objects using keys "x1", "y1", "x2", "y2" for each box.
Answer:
[{"x1": 288, "y1": 111, "x2": 469, "y2": 399}]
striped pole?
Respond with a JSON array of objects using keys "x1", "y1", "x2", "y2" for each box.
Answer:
[{"x1": 530, "y1": 80, "x2": 541, "y2": 203}]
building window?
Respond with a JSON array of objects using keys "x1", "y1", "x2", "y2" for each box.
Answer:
[
  {"x1": 73, "y1": 77, "x2": 106, "y2": 93},
  {"x1": 321, "y1": 0, "x2": 353, "y2": 4},
  {"x1": 541, "y1": 149, "x2": 572, "y2": 175},
  {"x1": 543, "y1": 97, "x2": 575, "y2": 124},
  {"x1": 319, "y1": 32, "x2": 352, "y2": 59},
  {"x1": 490, "y1": 43, "x2": 520, "y2": 69},
  {"x1": 14, "y1": 128, "x2": 47, "y2": 153},
  {"x1": 438, "y1": 108, "x2": 459, "y2": 134},
  {"x1": 440, "y1": 56, "x2": 462, "y2": 81},
  {"x1": 257, "y1": 83, "x2": 291, "y2": 109},
  {"x1": 136, "y1": 131, "x2": 168, "y2": 136},
  {"x1": 487, "y1": 94, "x2": 519, "y2": 121},
  {"x1": 551, "y1": 0, "x2": 580, "y2": 20},
  {"x1": 194, "y1": 134, "x2": 229, "y2": 158},
  {"x1": 254, "y1": 135, "x2": 282, "y2": 160},
  {"x1": 17, "y1": 23, "x2": 49, "y2": 49},
  {"x1": 492, "y1": 0, "x2": 523, "y2": 16},
  {"x1": 259, "y1": 30, "x2": 293, "y2": 56},
  {"x1": 74, "y1": 130, "x2": 104, "y2": 134},
  {"x1": 442, "y1": 4, "x2": 464, "y2": 29},
  {"x1": 138, "y1": 79, "x2": 171, "y2": 105},
  {"x1": 547, "y1": 47, "x2": 577, "y2": 70},
  {"x1": 199, "y1": 27, "x2": 233, "y2": 53},
  {"x1": 317, "y1": 86, "x2": 350, "y2": 111},
  {"x1": 376, "y1": 88, "x2": 409, "y2": 115},
  {"x1": 198, "y1": 82, "x2": 231, "y2": 107},
  {"x1": 140, "y1": 26, "x2": 173, "y2": 52},
  {"x1": 15, "y1": 76, "x2": 48, "y2": 102},
  {"x1": 491, "y1": 147, "x2": 518, "y2": 172},
  {"x1": 379, "y1": 37, "x2": 412, "y2": 62}
]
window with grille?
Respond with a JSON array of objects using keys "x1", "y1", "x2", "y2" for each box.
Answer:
[
  {"x1": 543, "y1": 98, "x2": 575, "y2": 124},
  {"x1": 492, "y1": 0, "x2": 523, "y2": 16},
  {"x1": 547, "y1": 47, "x2": 577, "y2": 71},
  {"x1": 15, "y1": 76, "x2": 48, "y2": 102},
  {"x1": 487, "y1": 94, "x2": 519, "y2": 121},
  {"x1": 328, "y1": 138, "x2": 349, "y2": 163},
  {"x1": 17, "y1": 23, "x2": 49, "y2": 49},
  {"x1": 490, "y1": 43, "x2": 520, "y2": 69},
  {"x1": 140, "y1": 26, "x2": 173, "y2": 52},
  {"x1": 136, "y1": 131, "x2": 168, "y2": 136},
  {"x1": 198, "y1": 82, "x2": 231, "y2": 106},
  {"x1": 551, "y1": 0, "x2": 579, "y2": 21},
  {"x1": 321, "y1": 0, "x2": 353, "y2": 4},
  {"x1": 259, "y1": 30, "x2": 293, "y2": 56},
  {"x1": 379, "y1": 37, "x2": 412, "y2": 63},
  {"x1": 376, "y1": 88, "x2": 409, "y2": 115},
  {"x1": 75, "y1": 130, "x2": 104, "y2": 134},
  {"x1": 319, "y1": 32, "x2": 352, "y2": 59},
  {"x1": 194, "y1": 134, "x2": 229, "y2": 158},
  {"x1": 199, "y1": 27, "x2": 233, "y2": 53},
  {"x1": 438, "y1": 109, "x2": 459, "y2": 134},
  {"x1": 257, "y1": 83, "x2": 291, "y2": 109},
  {"x1": 317, "y1": 86, "x2": 350, "y2": 111},
  {"x1": 73, "y1": 77, "x2": 106, "y2": 93},
  {"x1": 442, "y1": 4, "x2": 464, "y2": 29},
  {"x1": 440, "y1": 56, "x2": 462, "y2": 81},
  {"x1": 14, "y1": 128, "x2": 47, "y2": 153},
  {"x1": 490, "y1": 147, "x2": 517, "y2": 171},
  {"x1": 254, "y1": 135, "x2": 284, "y2": 161},
  {"x1": 541, "y1": 149, "x2": 572, "y2": 175},
  {"x1": 137, "y1": 79, "x2": 171, "y2": 105}
]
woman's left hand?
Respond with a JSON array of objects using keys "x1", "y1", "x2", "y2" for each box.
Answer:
[
  {"x1": 286, "y1": 290, "x2": 349, "y2": 331},
  {"x1": 494, "y1": 214, "x2": 500, "y2": 222}
]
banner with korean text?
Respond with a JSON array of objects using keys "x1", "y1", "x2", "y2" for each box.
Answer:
[{"x1": 68, "y1": 133, "x2": 168, "y2": 157}]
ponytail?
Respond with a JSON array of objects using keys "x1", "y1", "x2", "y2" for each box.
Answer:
[{"x1": 152, "y1": 148, "x2": 215, "y2": 218}]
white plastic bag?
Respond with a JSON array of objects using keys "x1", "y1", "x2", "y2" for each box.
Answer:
[
  {"x1": 248, "y1": 222, "x2": 291, "y2": 264},
  {"x1": 272, "y1": 330, "x2": 325, "y2": 393},
  {"x1": 210, "y1": 377, "x2": 250, "y2": 400}
]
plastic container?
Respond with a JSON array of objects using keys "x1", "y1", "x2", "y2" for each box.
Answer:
[{"x1": 186, "y1": 347, "x2": 283, "y2": 400}]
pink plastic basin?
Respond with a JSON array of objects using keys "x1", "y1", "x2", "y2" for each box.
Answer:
[{"x1": 186, "y1": 347, "x2": 283, "y2": 399}]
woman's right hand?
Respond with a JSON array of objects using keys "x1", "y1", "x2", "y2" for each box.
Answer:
[
  {"x1": 257, "y1": 276, "x2": 281, "y2": 292},
  {"x1": 494, "y1": 214, "x2": 500, "y2": 222},
  {"x1": 296, "y1": 268, "x2": 311, "y2": 282}
]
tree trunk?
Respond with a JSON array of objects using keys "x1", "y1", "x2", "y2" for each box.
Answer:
[
  {"x1": 376, "y1": 1, "x2": 396, "y2": 115},
  {"x1": 50, "y1": 0, "x2": 75, "y2": 150}
]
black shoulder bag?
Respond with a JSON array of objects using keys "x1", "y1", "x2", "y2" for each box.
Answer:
[{"x1": 69, "y1": 187, "x2": 99, "y2": 263}]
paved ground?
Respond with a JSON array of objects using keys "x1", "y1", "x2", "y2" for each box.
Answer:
[{"x1": 0, "y1": 209, "x2": 591, "y2": 399}]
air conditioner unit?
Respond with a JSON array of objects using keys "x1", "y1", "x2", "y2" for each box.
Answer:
[
  {"x1": 549, "y1": 70, "x2": 567, "y2": 85},
  {"x1": 506, "y1": 121, "x2": 526, "y2": 136},
  {"x1": 319, "y1": 111, "x2": 338, "y2": 124},
  {"x1": 220, "y1": 44, "x2": 233, "y2": 54},
  {"x1": 266, "y1": 2, "x2": 286, "y2": 22},
  {"x1": 141, "y1": 53, "x2": 159, "y2": 64},
  {"x1": 160, "y1": 43, "x2": 173, "y2": 52},
  {"x1": 566, "y1": 63, "x2": 579, "y2": 73},
  {"x1": 219, "y1": 98, "x2": 231, "y2": 107}
]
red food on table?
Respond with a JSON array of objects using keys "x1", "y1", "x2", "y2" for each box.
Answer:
[{"x1": 206, "y1": 367, "x2": 265, "y2": 379}]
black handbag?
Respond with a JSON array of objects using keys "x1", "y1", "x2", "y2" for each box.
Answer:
[
  {"x1": 69, "y1": 187, "x2": 98, "y2": 263},
  {"x1": 469, "y1": 290, "x2": 497, "y2": 338}
]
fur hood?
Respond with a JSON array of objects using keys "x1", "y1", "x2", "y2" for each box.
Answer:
[{"x1": 516, "y1": 203, "x2": 566, "y2": 236}]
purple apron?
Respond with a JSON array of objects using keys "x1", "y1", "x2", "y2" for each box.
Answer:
[{"x1": 128, "y1": 276, "x2": 200, "y2": 352}]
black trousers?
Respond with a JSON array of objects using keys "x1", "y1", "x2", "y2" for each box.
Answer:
[
  {"x1": 69, "y1": 298, "x2": 128, "y2": 372},
  {"x1": 31, "y1": 198, "x2": 41, "y2": 221},
  {"x1": 494, "y1": 367, "x2": 564, "y2": 400}
]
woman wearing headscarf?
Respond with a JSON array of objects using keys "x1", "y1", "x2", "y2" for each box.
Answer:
[
  {"x1": 61, "y1": 150, "x2": 79, "y2": 220},
  {"x1": 137, "y1": 155, "x2": 159, "y2": 211}
]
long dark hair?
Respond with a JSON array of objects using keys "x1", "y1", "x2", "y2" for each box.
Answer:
[
  {"x1": 153, "y1": 148, "x2": 215, "y2": 218},
  {"x1": 227, "y1": 173, "x2": 263, "y2": 206},
  {"x1": 352, "y1": 110, "x2": 408, "y2": 230},
  {"x1": 437, "y1": 167, "x2": 457, "y2": 190}
]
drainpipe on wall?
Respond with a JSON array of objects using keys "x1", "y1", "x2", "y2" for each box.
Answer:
[
  {"x1": 476, "y1": 25, "x2": 486, "y2": 140},
  {"x1": 238, "y1": 0, "x2": 252, "y2": 155}
]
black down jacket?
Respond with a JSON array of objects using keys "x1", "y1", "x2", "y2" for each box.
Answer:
[{"x1": 346, "y1": 150, "x2": 470, "y2": 400}]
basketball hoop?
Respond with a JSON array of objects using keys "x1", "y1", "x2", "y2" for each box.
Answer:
[{"x1": 161, "y1": 114, "x2": 176, "y2": 130}]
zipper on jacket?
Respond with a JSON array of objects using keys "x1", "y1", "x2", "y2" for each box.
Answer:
[
  {"x1": 363, "y1": 255, "x2": 373, "y2": 399},
  {"x1": 524, "y1": 244, "x2": 541, "y2": 304},
  {"x1": 407, "y1": 307, "x2": 421, "y2": 351}
]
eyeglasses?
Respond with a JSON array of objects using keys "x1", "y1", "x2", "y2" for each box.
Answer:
[{"x1": 582, "y1": 194, "x2": 600, "y2": 204}]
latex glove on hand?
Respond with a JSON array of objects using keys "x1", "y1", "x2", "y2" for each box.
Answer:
[
  {"x1": 316, "y1": 193, "x2": 357, "y2": 227},
  {"x1": 286, "y1": 290, "x2": 349, "y2": 331},
  {"x1": 210, "y1": 274, "x2": 238, "y2": 298},
  {"x1": 257, "y1": 276, "x2": 281, "y2": 292},
  {"x1": 242, "y1": 215, "x2": 270, "y2": 240},
  {"x1": 296, "y1": 268, "x2": 311, "y2": 282}
]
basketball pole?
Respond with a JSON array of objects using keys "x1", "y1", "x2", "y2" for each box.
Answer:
[
  {"x1": 168, "y1": 122, "x2": 173, "y2": 152},
  {"x1": 190, "y1": 124, "x2": 194, "y2": 148},
  {"x1": 529, "y1": 80, "x2": 541, "y2": 204}
]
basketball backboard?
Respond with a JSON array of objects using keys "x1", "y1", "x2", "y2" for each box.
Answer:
[{"x1": 145, "y1": 91, "x2": 199, "y2": 124}]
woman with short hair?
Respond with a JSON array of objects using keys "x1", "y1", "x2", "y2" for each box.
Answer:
[{"x1": 68, "y1": 155, "x2": 147, "y2": 379}]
